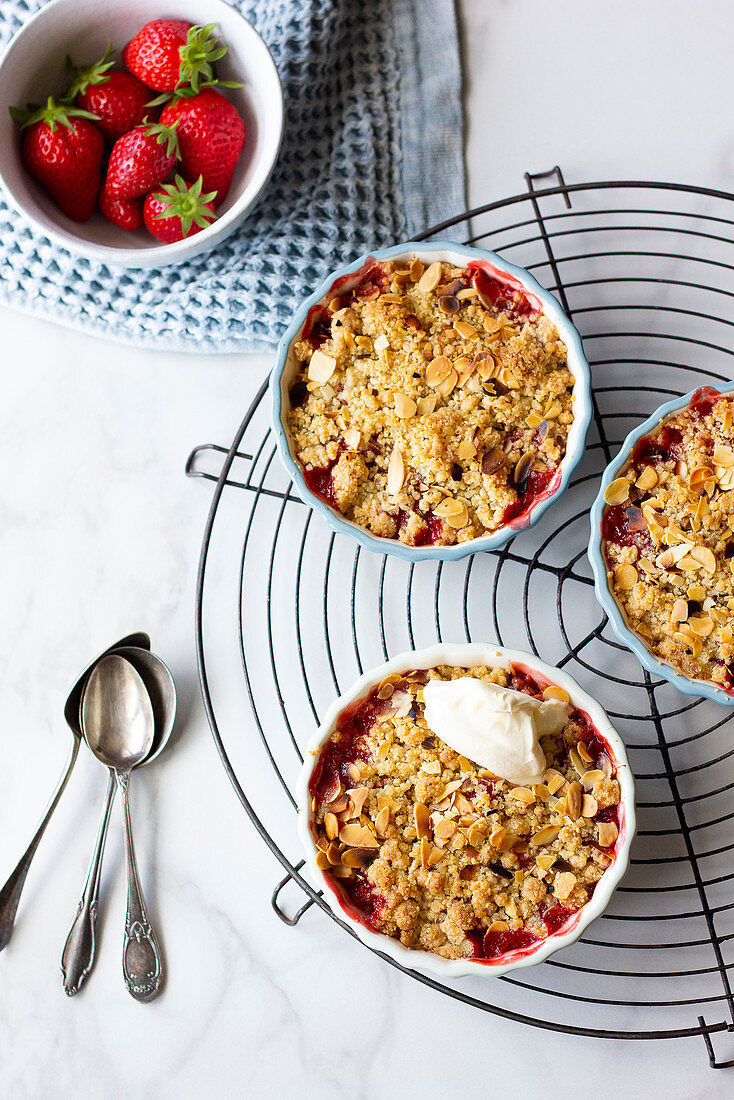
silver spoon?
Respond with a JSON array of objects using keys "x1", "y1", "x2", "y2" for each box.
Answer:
[
  {"x1": 0, "y1": 632, "x2": 150, "y2": 952},
  {"x1": 81, "y1": 654, "x2": 163, "y2": 1003},
  {"x1": 61, "y1": 648, "x2": 175, "y2": 996}
]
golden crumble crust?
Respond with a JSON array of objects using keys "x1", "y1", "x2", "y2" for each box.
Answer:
[
  {"x1": 602, "y1": 388, "x2": 734, "y2": 690},
  {"x1": 309, "y1": 664, "x2": 620, "y2": 962},
  {"x1": 286, "y1": 258, "x2": 575, "y2": 547}
]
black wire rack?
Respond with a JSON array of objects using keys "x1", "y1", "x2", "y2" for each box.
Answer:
[{"x1": 187, "y1": 171, "x2": 734, "y2": 1068}]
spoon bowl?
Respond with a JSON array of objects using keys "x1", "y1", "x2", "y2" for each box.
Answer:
[
  {"x1": 82, "y1": 655, "x2": 155, "y2": 772},
  {"x1": 113, "y1": 648, "x2": 176, "y2": 766}
]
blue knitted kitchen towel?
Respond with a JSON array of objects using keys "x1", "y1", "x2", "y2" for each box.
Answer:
[{"x1": 0, "y1": 0, "x2": 465, "y2": 352}]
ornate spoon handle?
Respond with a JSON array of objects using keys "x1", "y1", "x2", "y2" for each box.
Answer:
[
  {"x1": 117, "y1": 771, "x2": 163, "y2": 1002},
  {"x1": 0, "y1": 734, "x2": 80, "y2": 951},
  {"x1": 61, "y1": 769, "x2": 116, "y2": 995}
]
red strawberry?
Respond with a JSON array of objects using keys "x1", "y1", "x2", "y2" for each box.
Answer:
[
  {"x1": 123, "y1": 21, "x2": 227, "y2": 94},
  {"x1": 67, "y1": 46, "x2": 153, "y2": 142},
  {"x1": 99, "y1": 187, "x2": 143, "y2": 231},
  {"x1": 105, "y1": 120, "x2": 180, "y2": 199},
  {"x1": 143, "y1": 174, "x2": 216, "y2": 243},
  {"x1": 10, "y1": 96, "x2": 104, "y2": 222},
  {"x1": 160, "y1": 89, "x2": 245, "y2": 205}
]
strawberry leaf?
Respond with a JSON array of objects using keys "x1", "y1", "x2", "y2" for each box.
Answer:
[
  {"x1": 151, "y1": 173, "x2": 217, "y2": 237},
  {"x1": 143, "y1": 119, "x2": 180, "y2": 158},
  {"x1": 65, "y1": 44, "x2": 115, "y2": 100},
  {"x1": 177, "y1": 23, "x2": 231, "y2": 95},
  {"x1": 9, "y1": 95, "x2": 99, "y2": 132}
]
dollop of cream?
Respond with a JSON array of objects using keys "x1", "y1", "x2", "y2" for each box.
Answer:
[{"x1": 422, "y1": 677, "x2": 571, "y2": 785}]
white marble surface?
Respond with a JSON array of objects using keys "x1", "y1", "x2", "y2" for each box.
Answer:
[{"x1": 3, "y1": 1, "x2": 734, "y2": 1096}]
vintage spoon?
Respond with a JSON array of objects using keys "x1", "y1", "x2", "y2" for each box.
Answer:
[
  {"x1": 61, "y1": 648, "x2": 176, "y2": 996},
  {"x1": 81, "y1": 654, "x2": 163, "y2": 1003},
  {"x1": 0, "y1": 632, "x2": 150, "y2": 952}
]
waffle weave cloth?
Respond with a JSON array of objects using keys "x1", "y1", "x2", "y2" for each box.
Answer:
[{"x1": 0, "y1": 0, "x2": 465, "y2": 352}]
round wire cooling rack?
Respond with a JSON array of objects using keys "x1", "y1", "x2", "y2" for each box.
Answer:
[{"x1": 187, "y1": 171, "x2": 734, "y2": 1068}]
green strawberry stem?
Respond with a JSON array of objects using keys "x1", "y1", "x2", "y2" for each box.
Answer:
[
  {"x1": 9, "y1": 95, "x2": 99, "y2": 131},
  {"x1": 178, "y1": 23, "x2": 228, "y2": 94},
  {"x1": 65, "y1": 44, "x2": 115, "y2": 100},
  {"x1": 143, "y1": 119, "x2": 181, "y2": 158},
  {"x1": 146, "y1": 77, "x2": 242, "y2": 109},
  {"x1": 152, "y1": 174, "x2": 218, "y2": 236}
]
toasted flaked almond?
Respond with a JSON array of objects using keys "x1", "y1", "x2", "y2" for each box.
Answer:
[
  {"x1": 577, "y1": 742, "x2": 594, "y2": 764},
  {"x1": 428, "y1": 845, "x2": 445, "y2": 868},
  {"x1": 419, "y1": 835, "x2": 431, "y2": 869},
  {"x1": 673, "y1": 629, "x2": 703, "y2": 657},
  {"x1": 536, "y1": 853, "x2": 556, "y2": 872},
  {"x1": 569, "y1": 747, "x2": 588, "y2": 776},
  {"x1": 417, "y1": 394, "x2": 438, "y2": 416},
  {"x1": 604, "y1": 478, "x2": 630, "y2": 506},
  {"x1": 387, "y1": 447, "x2": 406, "y2": 495},
  {"x1": 544, "y1": 401, "x2": 562, "y2": 420},
  {"x1": 457, "y1": 438, "x2": 477, "y2": 462},
  {"x1": 454, "y1": 320, "x2": 477, "y2": 339},
  {"x1": 343, "y1": 427, "x2": 361, "y2": 450},
  {"x1": 509, "y1": 786, "x2": 535, "y2": 805},
  {"x1": 326, "y1": 841, "x2": 341, "y2": 865},
  {"x1": 566, "y1": 781, "x2": 583, "y2": 820},
  {"x1": 417, "y1": 261, "x2": 442, "y2": 293},
  {"x1": 553, "y1": 871, "x2": 577, "y2": 900},
  {"x1": 435, "y1": 496, "x2": 469, "y2": 529},
  {"x1": 464, "y1": 824, "x2": 484, "y2": 849},
  {"x1": 489, "y1": 826, "x2": 507, "y2": 849},
  {"x1": 426, "y1": 355, "x2": 452, "y2": 387},
  {"x1": 475, "y1": 353, "x2": 497, "y2": 381},
  {"x1": 422, "y1": 759, "x2": 441, "y2": 775},
  {"x1": 714, "y1": 443, "x2": 734, "y2": 467},
  {"x1": 532, "y1": 825, "x2": 560, "y2": 846},
  {"x1": 330, "y1": 865, "x2": 352, "y2": 879},
  {"x1": 410, "y1": 257, "x2": 424, "y2": 281},
  {"x1": 614, "y1": 563, "x2": 638, "y2": 590},
  {"x1": 376, "y1": 741, "x2": 391, "y2": 760},
  {"x1": 547, "y1": 773, "x2": 565, "y2": 796},
  {"x1": 434, "y1": 818, "x2": 457, "y2": 839},
  {"x1": 315, "y1": 850, "x2": 331, "y2": 871},
  {"x1": 307, "y1": 349, "x2": 337, "y2": 384},
  {"x1": 349, "y1": 786, "x2": 370, "y2": 817},
  {"x1": 488, "y1": 920, "x2": 509, "y2": 933},
  {"x1": 414, "y1": 803, "x2": 430, "y2": 839},
  {"x1": 482, "y1": 314, "x2": 502, "y2": 334},
  {"x1": 454, "y1": 793, "x2": 474, "y2": 816},
  {"x1": 636, "y1": 466, "x2": 658, "y2": 491},
  {"x1": 339, "y1": 823, "x2": 379, "y2": 848},
  {"x1": 526, "y1": 412, "x2": 544, "y2": 429},
  {"x1": 324, "y1": 812, "x2": 339, "y2": 840},
  {"x1": 688, "y1": 614, "x2": 714, "y2": 637},
  {"x1": 542, "y1": 684, "x2": 570, "y2": 704},
  {"x1": 375, "y1": 805, "x2": 390, "y2": 837},
  {"x1": 671, "y1": 598, "x2": 689, "y2": 623},
  {"x1": 457, "y1": 287, "x2": 478, "y2": 300},
  {"x1": 356, "y1": 335, "x2": 373, "y2": 350},
  {"x1": 721, "y1": 625, "x2": 734, "y2": 644},
  {"x1": 582, "y1": 793, "x2": 598, "y2": 818},
  {"x1": 394, "y1": 392, "x2": 417, "y2": 418},
  {"x1": 436, "y1": 368, "x2": 459, "y2": 397},
  {"x1": 341, "y1": 848, "x2": 376, "y2": 869},
  {"x1": 691, "y1": 544, "x2": 717, "y2": 572},
  {"x1": 581, "y1": 769, "x2": 605, "y2": 792},
  {"x1": 513, "y1": 452, "x2": 534, "y2": 486},
  {"x1": 598, "y1": 821, "x2": 619, "y2": 847}
]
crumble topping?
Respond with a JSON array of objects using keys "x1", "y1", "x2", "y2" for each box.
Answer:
[
  {"x1": 286, "y1": 258, "x2": 575, "y2": 546},
  {"x1": 309, "y1": 663, "x2": 620, "y2": 962},
  {"x1": 602, "y1": 387, "x2": 734, "y2": 690}
]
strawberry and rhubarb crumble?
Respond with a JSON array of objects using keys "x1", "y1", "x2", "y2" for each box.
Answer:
[
  {"x1": 602, "y1": 387, "x2": 734, "y2": 690},
  {"x1": 286, "y1": 257, "x2": 575, "y2": 546},
  {"x1": 308, "y1": 664, "x2": 621, "y2": 962}
]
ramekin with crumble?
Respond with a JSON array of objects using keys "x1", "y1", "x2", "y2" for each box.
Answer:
[
  {"x1": 273, "y1": 246, "x2": 591, "y2": 555},
  {"x1": 597, "y1": 386, "x2": 734, "y2": 696},
  {"x1": 297, "y1": 645, "x2": 634, "y2": 976}
]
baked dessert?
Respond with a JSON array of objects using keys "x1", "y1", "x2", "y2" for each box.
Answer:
[
  {"x1": 601, "y1": 386, "x2": 734, "y2": 691},
  {"x1": 286, "y1": 256, "x2": 576, "y2": 546},
  {"x1": 307, "y1": 662, "x2": 622, "y2": 963}
]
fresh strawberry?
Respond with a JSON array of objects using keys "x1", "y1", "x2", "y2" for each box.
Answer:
[
  {"x1": 99, "y1": 186, "x2": 143, "y2": 231},
  {"x1": 123, "y1": 21, "x2": 227, "y2": 94},
  {"x1": 10, "y1": 96, "x2": 104, "y2": 221},
  {"x1": 67, "y1": 46, "x2": 153, "y2": 142},
  {"x1": 160, "y1": 89, "x2": 245, "y2": 205},
  {"x1": 143, "y1": 174, "x2": 216, "y2": 242},
  {"x1": 105, "y1": 120, "x2": 180, "y2": 199}
]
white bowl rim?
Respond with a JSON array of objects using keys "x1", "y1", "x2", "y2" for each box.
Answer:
[
  {"x1": 588, "y1": 380, "x2": 734, "y2": 706},
  {"x1": 270, "y1": 240, "x2": 593, "y2": 561},
  {"x1": 0, "y1": 0, "x2": 284, "y2": 267},
  {"x1": 295, "y1": 641, "x2": 636, "y2": 980}
]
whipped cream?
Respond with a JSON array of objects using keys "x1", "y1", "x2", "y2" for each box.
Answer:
[{"x1": 422, "y1": 676, "x2": 571, "y2": 785}]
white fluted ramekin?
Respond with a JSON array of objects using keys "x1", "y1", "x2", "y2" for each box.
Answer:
[{"x1": 295, "y1": 641, "x2": 636, "y2": 979}]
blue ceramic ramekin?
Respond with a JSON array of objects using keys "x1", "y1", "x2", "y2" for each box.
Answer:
[
  {"x1": 588, "y1": 381, "x2": 734, "y2": 705},
  {"x1": 270, "y1": 241, "x2": 592, "y2": 561}
]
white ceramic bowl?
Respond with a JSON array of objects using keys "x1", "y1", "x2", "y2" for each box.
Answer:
[
  {"x1": 0, "y1": 0, "x2": 283, "y2": 266},
  {"x1": 271, "y1": 242, "x2": 593, "y2": 561},
  {"x1": 296, "y1": 642, "x2": 635, "y2": 979}
]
